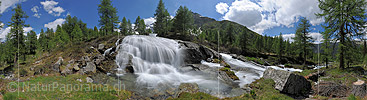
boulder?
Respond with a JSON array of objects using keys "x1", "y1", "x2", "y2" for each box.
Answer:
[
  {"x1": 98, "y1": 44, "x2": 105, "y2": 50},
  {"x1": 86, "y1": 77, "x2": 93, "y2": 83},
  {"x1": 263, "y1": 68, "x2": 311, "y2": 96},
  {"x1": 61, "y1": 64, "x2": 73, "y2": 75},
  {"x1": 73, "y1": 63, "x2": 80, "y2": 71},
  {"x1": 304, "y1": 71, "x2": 325, "y2": 82},
  {"x1": 317, "y1": 81, "x2": 348, "y2": 97},
  {"x1": 178, "y1": 41, "x2": 218, "y2": 64},
  {"x1": 52, "y1": 57, "x2": 63, "y2": 72},
  {"x1": 84, "y1": 62, "x2": 96, "y2": 73}
]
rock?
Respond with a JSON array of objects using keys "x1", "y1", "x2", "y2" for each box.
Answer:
[
  {"x1": 73, "y1": 63, "x2": 80, "y2": 71},
  {"x1": 351, "y1": 80, "x2": 366, "y2": 98},
  {"x1": 61, "y1": 64, "x2": 73, "y2": 75},
  {"x1": 178, "y1": 41, "x2": 218, "y2": 64},
  {"x1": 263, "y1": 68, "x2": 311, "y2": 96},
  {"x1": 77, "y1": 79, "x2": 82, "y2": 82},
  {"x1": 98, "y1": 44, "x2": 105, "y2": 50},
  {"x1": 218, "y1": 70, "x2": 239, "y2": 87},
  {"x1": 84, "y1": 62, "x2": 96, "y2": 73},
  {"x1": 304, "y1": 71, "x2": 325, "y2": 82},
  {"x1": 317, "y1": 81, "x2": 348, "y2": 97},
  {"x1": 52, "y1": 57, "x2": 63, "y2": 72},
  {"x1": 81, "y1": 56, "x2": 91, "y2": 66},
  {"x1": 86, "y1": 77, "x2": 93, "y2": 83},
  {"x1": 178, "y1": 83, "x2": 199, "y2": 94}
]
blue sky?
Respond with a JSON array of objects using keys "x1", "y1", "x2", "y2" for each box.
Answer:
[{"x1": 0, "y1": 0, "x2": 326, "y2": 42}]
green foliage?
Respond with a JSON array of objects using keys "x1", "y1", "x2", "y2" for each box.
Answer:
[
  {"x1": 25, "y1": 30, "x2": 37, "y2": 55},
  {"x1": 172, "y1": 6, "x2": 193, "y2": 36},
  {"x1": 220, "y1": 67, "x2": 239, "y2": 80},
  {"x1": 316, "y1": 0, "x2": 367, "y2": 69},
  {"x1": 348, "y1": 94, "x2": 358, "y2": 100},
  {"x1": 98, "y1": 0, "x2": 119, "y2": 35},
  {"x1": 293, "y1": 18, "x2": 313, "y2": 65},
  {"x1": 71, "y1": 24, "x2": 83, "y2": 42},
  {"x1": 120, "y1": 17, "x2": 129, "y2": 35},
  {"x1": 134, "y1": 16, "x2": 147, "y2": 35},
  {"x1": 154, "y1": 0, "x2": 171, "y2": 36}
]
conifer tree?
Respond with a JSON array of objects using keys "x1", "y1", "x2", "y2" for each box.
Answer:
[
  {"x1": 120, "y1": 17, "x2": 128, "y2": 35},
  {"x1": 293, "y1": 18, "x2": 313, "y2": 65},
  {"x1": 98, "y1": 0, "x2": 119, "y2": 35},
  {"x1": 154, "y1": 0, "x2": 170, "y2": 36},
  {"x1": 172, "y1": 6, "x2": 193, "y2": 36},
  {"x1": 7, "y1": 4, "x2": 28, "y2": 64},
  {"x1": 317, "y1": 0, "x2": 367, "y2": 69}
]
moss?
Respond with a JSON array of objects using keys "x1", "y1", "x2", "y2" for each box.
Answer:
[
  {"x1": 220, "y1": 67, "x2": 239, "y2": 80},
  {"x1": 168, "y1": 92, "x2": 218, "y2": 100},
  {"x1": 231, "y1": 78, "x2": 294, "y2": 100}
]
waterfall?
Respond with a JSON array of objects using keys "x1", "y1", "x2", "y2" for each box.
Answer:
[{"x1": 115, "y1": 35, "x2": 207, "y2": 87}]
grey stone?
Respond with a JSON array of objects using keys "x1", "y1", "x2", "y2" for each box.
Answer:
[
  {"x1": 52, "y1": 57, "x2": 63, "y2": 72},
  {"x1": 263, "y1": 68, "x2": 311, "y2": 96},
  {"x1": 61, "y1": 64, "x2": 73, "y2": 75},
  {"x1": 98, "y1": 44, "x2": 105, "y2": 50},
  {"x1": 86, "y1": 77, "x2": 93, "y2": 83},
  {"x1": 84, "y1": 62, "x2": 96, "y2": 73}
]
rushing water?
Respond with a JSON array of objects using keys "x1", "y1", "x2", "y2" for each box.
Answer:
[{"x1": 114, "y1": 35, "x2": 302, "y2": 98}]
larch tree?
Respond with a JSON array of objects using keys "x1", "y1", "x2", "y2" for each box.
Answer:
[
  {"x1": 7, "y1": 4, "x2": 28, "y2": 64},
  {"x1": 154, "y1": 0, "x2": 170, "y2": 36},
  {"x1": 98, "y1": 0, "x2": 119, "y2": 35},
  {"x1": 120, "y1": 17, "x2": 128, "y2": 35},
  {"x1": 293, "y1": 17, "x2": 313, "y2": 66},
  {"x1": 172, "y1": 6, "x2": 193, "y2": 36},
  {"x1": 316, "y1": 0, "x2": 367, "y2": 69}
]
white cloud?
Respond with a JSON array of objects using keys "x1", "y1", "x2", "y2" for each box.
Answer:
[
  {"x1": 44, "y1": 18, "x2": 65, "y2": 30},
  {"x1": 144, "y1": 17, "x2": 156, "y2": 29},
  {"x1": 216, "y1": 0, "x2": 323, "y2": 34},
  {"x1": 0, "y1": 26, "x2": 33, "y2": 40},
  {"x1": 215, "y1": 2, "x2": 229, "y2": 15},
  {"x1": 223, "y1": 0, "x2": 263, "y2": 27},
  {"x1": 40, "y1": 0, "x2": 65, "y2": 16},
  {"x1": 0, "y1": 0, "x2": 27, "y2": 14},
  {"x1": 31, "y1": 6, "x2": 41, "y2": 18},
  {"x1": 277, "y1": 32, "x2": 323, "y2": 44}
]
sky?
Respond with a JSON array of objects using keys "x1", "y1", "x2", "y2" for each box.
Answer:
[{"x1": 0, "y1": 0, "x2": 328, "y2": 42}]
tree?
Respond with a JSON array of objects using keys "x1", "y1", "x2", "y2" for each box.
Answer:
[
  {"x1": 172, "y1": 6, "x2": 193, "y2": 36},
  {"x1": 7, "y1": 4, "x2": 28, "y2": 64},
  {"x1": 72, "y1": 24, "x2": 83, "y2": 41},
  {"x1": 120, "y1": 17, "x2": 128, "y2": 35},
  {"x1": 127, "y1": 19, "x2": 133, "y2": 35},
  {"x1": 93, "y1": 26, "x2": 99, "y2": 37},
  {"x1": 98, "y1": 0, "x2": 119, "y2": 35},
  {"x1": 240, "y1": 30, "x2": 248, "y2": 54},
  {"x1": 38, "y1": 29, "x2": 47, "y2": 51},
  {"x1": 154, "y1": 0, "x2": 170, "y2": 36},
  {"x1": 293, "y1": 18, "x2": 313, "y2": 65},
  {"x1": 226, "y1": 24, "x2": 235, "y2": 45},
  {"x1": 134, "y1": 16, "x2": 146, "y2": 35},
  {"x1": 317, "y1": 0, "x2": 367, "y2": 69},
  {"x1": 276, "y1": 33, "x2": 284, "y2": 62},
  {"x1": 25, "y1": 30, "x2": 37, "y2": 55},
  {"x1": 56, "y1": 25, "x2": 70, "y2": 45}
]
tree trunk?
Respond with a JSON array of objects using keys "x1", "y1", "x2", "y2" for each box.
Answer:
[
  {"x1": 340, "y1": 29, "x2": 345, "y2": 69},
  {"x1": 351, "y1": 80, "x2": 366, "y2": 98}
]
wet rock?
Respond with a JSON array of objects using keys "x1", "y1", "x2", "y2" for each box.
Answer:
[
  {"x1": 263, "y1": 68, "x2": 311, "y2": 96},
  {"x1": 86, "y1": 77, "x2": 93, "y2": 83},
  {"x1": 179, "y1": 41, "x2": 218, "y2": 64},
  {"x1": 218, "y1": 70, "x2": 239, "y2": 87},
  {"x1": 84, "y1": 62, "x2": 96, "y2": 74},
  {"x1": 178, "y1": 83, "x2": 199, "y2": 94},
  {"x1": 316, "y1": 81, "x2": 348, "y2": 97},
  {"x1": 52, "y1": 57, "x2": 63, "y2": 72}
]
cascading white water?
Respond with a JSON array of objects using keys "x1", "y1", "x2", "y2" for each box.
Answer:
[{"x1": 115, "y1": 35, "x2": 209, "y2": 87}]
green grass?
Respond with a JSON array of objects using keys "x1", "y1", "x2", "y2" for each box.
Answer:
[
  {"x1": 168, "y1": 92, "x2": 219, "y2": 100},
  {"x1": 246, "y1": 57, "x2": 265, "y2": 65},
  {"x1": 2, "y1": 74, "x2": 131, "y2": 100}
]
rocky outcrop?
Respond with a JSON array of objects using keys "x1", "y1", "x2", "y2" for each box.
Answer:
[
  {"x1": 51, "y1": 57, "x2": 63, "y2": 72},
  {"x1": 263, "y1": 68, "x2": 311, "y2": 96},
  {"x1": 178, "y1": 83, "x2": 199, "y2": 94},
  {"x1": 84, "y1": 62, "x2": 96, "y2": 74},
  {"x1": 178, "y1": 41, "x2": 218, "y2": 64}
]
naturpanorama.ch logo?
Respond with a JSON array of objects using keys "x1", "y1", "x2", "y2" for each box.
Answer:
[{"x1": 7, "y1": 82, "x2": 126, "y2": 92}]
